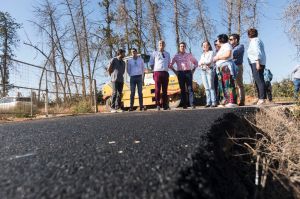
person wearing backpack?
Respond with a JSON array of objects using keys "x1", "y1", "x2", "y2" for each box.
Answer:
[{"x1": 264, "y1": 68, "x2": 273, "y2": 102}]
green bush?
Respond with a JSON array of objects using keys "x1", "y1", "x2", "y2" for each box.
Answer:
[
  {"x1": 244, "y1": 83, "x2": 256, "y2": 97},
  {"x1": 245, "y1": 79, "x2": 295, "y2": 99},
  {"x1": 194, "y1": 84, "x2": 206, "y2": 105},
  {"x1": 72, "y1": 100, "x2": 92, "y2": 114},
  {"x1": 272, "y1": 79, "x2": 294, "y2": 98}
]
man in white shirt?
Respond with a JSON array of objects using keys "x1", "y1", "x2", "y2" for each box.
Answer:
[
  {"x1": 149, "y1": 40, "x2": 171, "y2": 110},
  {"x1": 127, "y1": 48, "x2": 145, "y2": 111}
]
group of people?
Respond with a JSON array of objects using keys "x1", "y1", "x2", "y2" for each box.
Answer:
[{"x1": 107, "y1": 28, "x2": 274, "y2": 113}]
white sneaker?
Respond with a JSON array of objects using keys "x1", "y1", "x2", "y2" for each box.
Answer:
[
  {"x1": 110, "y1": 109, "x2": 117, "y2": 113},
  {"x1": 225, "y1": 103, "x2": 238, "y2": 108},
  {"x1": 256, "y1": 99, "x2": 265, "y2": 106}
]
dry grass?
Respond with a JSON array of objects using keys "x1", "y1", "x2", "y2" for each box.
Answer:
[{"x1": 244, "y1": 106, "x2": 300, "y2": 198}]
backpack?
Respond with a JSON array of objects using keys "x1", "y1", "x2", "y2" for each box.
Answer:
[{"x1": 264, "y1": 68, "x2": 273, "y2": 82}]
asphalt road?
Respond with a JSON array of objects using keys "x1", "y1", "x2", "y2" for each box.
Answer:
[{"x1": 0, "y1": 107, "x2": 256, "y2": 199}]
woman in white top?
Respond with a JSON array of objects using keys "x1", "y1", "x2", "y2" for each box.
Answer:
[
  {"x1": 247, "y1": 28, "x2": 267, "y2": 105},
  {"x1": 199, "y1": 41, "x2": 216, "y2": 107},
  {"x1": 213, "y1": 34, "x2": 238, "y2": 107}
]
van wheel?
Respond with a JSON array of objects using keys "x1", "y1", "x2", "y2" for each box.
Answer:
[
  {"x1": 105, "y1": 97, "x2": 112, "y2": 112},
  {"x1": 169, "y1": 94, "x2": 181, "y2": 108}
]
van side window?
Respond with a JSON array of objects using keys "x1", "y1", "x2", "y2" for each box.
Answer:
[{"x1": 17, "y1": 98, "x2": 31, "y2": 102}]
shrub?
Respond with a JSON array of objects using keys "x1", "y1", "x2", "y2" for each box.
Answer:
[
  {"x1": 245, "y1": 107, "x2": 300, "y2": 198},
  {"x1": 272, "y1": 79, "x2": 294, "y2": 98},
  {"x1": 71, "y1": 100, "x2": 92, "y2": 114},
  {"x1": 244, "y1": 83, "x2": 256, "y2": 97}
]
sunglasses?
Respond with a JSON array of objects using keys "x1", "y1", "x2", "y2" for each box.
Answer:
[{"x1": 161, "y1": 52, "x2": 165, "y2": 58}]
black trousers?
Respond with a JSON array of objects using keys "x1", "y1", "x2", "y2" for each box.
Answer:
[
  {"x1": 265, "y1": 81, "x2": 272, "y2": 101},
  {"x1": 111, "y1": 81, "x2": 124, "y2": 109},
  {"x1": 249, "y1": 62, "x2": 266, "y2": 99}
]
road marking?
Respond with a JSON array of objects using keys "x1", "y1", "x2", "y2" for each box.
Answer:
[{"x1": 9, "y1": 152, "x2": 36, "y2": 160}]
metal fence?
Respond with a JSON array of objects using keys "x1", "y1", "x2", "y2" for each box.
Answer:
[{"x1": 0, "y1": 58, "x2": 98, "y2": 117}]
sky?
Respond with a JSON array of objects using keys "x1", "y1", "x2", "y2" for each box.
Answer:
[{"x1": 1, "y1": 0, "x2": 299, "y2": 86}]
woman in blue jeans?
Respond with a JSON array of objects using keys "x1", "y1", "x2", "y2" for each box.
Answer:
[
  {"x1": 292, "y1": 65, "x2": 300, "y2": 100},
  {"x1": 199, "y1": 41, "x2": 217, "y2": 107}
]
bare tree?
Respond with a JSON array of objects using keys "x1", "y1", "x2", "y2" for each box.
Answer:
[
  {"x1": 31, "y1": 1, "x2": 62, "y2": 102},
  {"x1": 79, "y1": 0, "x2": 93, "y2": 101},
  {"x1": 193, "y1": 0, "x2": 215, "y2": 42},
  {"x1": 221, "y1": 0, "x2": 263, "y2": 36},
  {"x1": 146, "y1": 0, "x2": 163, "y2": 50},
  {"x1": 99, "y1": 0, "x2": 115, "y2": 58},
  {"x1": 227, "y1": 0, "x2": 234, "y2": 35},
  {"x1": 282, "y1": 0, "x2": 300, "y2": 57},
  {"x1": 236, "y1": 0, "x2": 242, "y2": 35},
  {"x1": 65, "y1": 0, "x2": 86, "y2": 97},
  {"x1": 173, "y1": 0, "x2": 180, "y2": 51},
  {"x1": 115, "y1": 0, "x2": 131, "y2": 53}
]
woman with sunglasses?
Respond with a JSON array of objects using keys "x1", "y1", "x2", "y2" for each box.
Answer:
[{"x1": 213, "y1": 34, "x2": 238, "y2": 108}]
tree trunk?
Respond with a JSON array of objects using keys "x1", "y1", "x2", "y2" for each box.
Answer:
[
  {"x1": 49, "y1": 10, "x2": 69, "y2": 101},
  {"x1": 173, "y1": 0, "x2": 180, "y2": 52},
  {"x1": 227, "y1": 0, "x2": 233, "y2": 35},
  {"x1": 50, "y1": 19, "x2": 60, "y2": 103},
  {"x1": 122, "y1": 0, "x2": 130, "y2": 53},
  {"x1": 80, "y1": 0, "x2": 93, "y2": 102},
  {"x1": 147, "y1": 0, "x2": 162, "y2": 49},
  {"x1": 65, "y1": 0, "x2": 86, "y2": 97},
  {"x1": 2, "y1": 20, "x2": 8, "y2": 97},
  {"x1": 196, "y1": 0, "x2": 209, "y2": 41},
  {"x1": 237, "y1": 0, "x2": 242, "y2": 35},
  {"x1": 105, "y1": 0, "x2": 114, "y2": 58}
]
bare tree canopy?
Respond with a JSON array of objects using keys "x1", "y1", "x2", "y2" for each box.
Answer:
[{"x1": 282, "y1": 0, "x2": 300, "y2": 57}]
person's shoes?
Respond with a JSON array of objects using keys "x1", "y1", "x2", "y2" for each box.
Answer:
[
  {"x1": 128, "y1": 107, "x2": 134, "y2": 112},
  {"x1": 205, "y1": 104, "x2": 211, "y2": 108},
  {"x1": 220, "y1": 100, "x2": 226, "y2": 105},
  {"x1": 183, "y1": 106, "x2": 188, "y2": 109},
  {"x1": 163, "y1": 106, "x2": 170, "y2": 110},
  {"x1": 266, "y1": 100, "x2": 273, "y2": 104},
  {"x1": 225, "y1": 103, "x2": 238, "y2": 108},
  {"x1": 217, "y1": 104, "x2": 225, "y2": 108},
  {"x1": 238, "y1": 102, "x2": 245, "y2": 106},
  {"x1": 256, "y1": 99, "x2": 265, "y2": 106},
  {"x1": 117, "y1": 109, "x2": 124, "y2": 113},
  {"x1": 211, "y1": 103, "x2": 217, "y2": 108},
  {"x1": 156, "y1": 106, "x2": 161, "y2": 111},
  {"x1": 139, "y1": 106, "x2": 146, "y2": 111},
  {"x1": 252, "y1": 99, "x2": 259, "y2": 105},
  {"x1": 190, "y1": 105, "x2": 196, "y2": 109},
  {"x1": 110, "y1": 109, "x2": 117, "y2": 113}
]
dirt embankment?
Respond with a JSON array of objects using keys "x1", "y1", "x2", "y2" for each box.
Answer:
[{"x1": 173, "y1": 113, "x2": 297, "y2": 199}]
